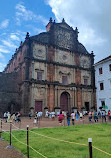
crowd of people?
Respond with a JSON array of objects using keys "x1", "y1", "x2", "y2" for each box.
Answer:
[
  {"x1": 2, "y1": 109, "x2": 111, "y2": 127},
  {"x1": 58, "y1": 110, "x2": 83, "y2": 126},
  {"x1": 3, "y1": 111, "x2": 21, "y2": 123},
  {"x1": 88, "y1": 110, "x2": 111, "y2": 122},
  {"x1": 57, "y1": 109, "x2": 111, "y2": 126}
]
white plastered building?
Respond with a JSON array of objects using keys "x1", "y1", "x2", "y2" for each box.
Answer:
[{"x1": 95, "y1": 55, "x2": 111, "y2": 112}]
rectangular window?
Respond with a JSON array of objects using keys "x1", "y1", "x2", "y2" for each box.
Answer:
[
  {"x1": 62, "y1": 76, "x2": 68, "y2": 85},
  {"x1": 84, "y1": 79, "x2": 88, "y2": 85},
  {"x1": 100, "y1": 82, "x2": 104, "y2": 90},
  {"x1": 101, "y1": 101, "x2": 105, "y2": 107},
  {"x1": 109, "y1": 64, "x2": 111, "y2": 71},
  {"x1": 99, "y1": 67, "x2": 103, "y2": 74},
  {"x1": 37, "y1": 72, "x2": 42, "y2": 80}
]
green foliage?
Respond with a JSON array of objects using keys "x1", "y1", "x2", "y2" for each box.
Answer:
[{"x1": 2, "y1": 123, "x2": 111, "y2": 158}]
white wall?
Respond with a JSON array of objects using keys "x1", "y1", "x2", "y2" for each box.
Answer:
[{"x1": 95, "y1": 59, "x2": 111, "y2": 112}]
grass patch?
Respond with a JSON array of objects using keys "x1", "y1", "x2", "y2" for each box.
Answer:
[{"x1": 2, "y1": 123, "x2": 111, "y2": 158}]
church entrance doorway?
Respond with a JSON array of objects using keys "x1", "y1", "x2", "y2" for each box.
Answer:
[
  {"x1": 85, "y1": 102, "x2": 89, "y2": 111},
  {"x1": 60, "y1": 92, "x2": 71, "y2": 113},
  {"x1": 35, "y1": 101, "x2": 42, "y2": 112}
]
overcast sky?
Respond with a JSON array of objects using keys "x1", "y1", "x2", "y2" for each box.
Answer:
[{"x1": 0, "y1": 0, "x2": 111, "y2": 71}]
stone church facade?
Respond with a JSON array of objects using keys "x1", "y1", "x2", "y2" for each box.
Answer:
[{"x1": 1, "y1": 18, "x2": 95, "y2": 115}]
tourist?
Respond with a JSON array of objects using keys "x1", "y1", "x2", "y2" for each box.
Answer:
[
  {"x1": 29, "y1": 111, "x2": 32, "y2": 119},
  {"x1": 51, "y1": 111, "x2": 55, "y2": 120},
  {"x1": 94, "y1": 111, "x2": 98, "y2": 122},
  {"x1": 4, "y1": 112, "x2": 7, "y2": 122},
  {"x1": 98, "y1": 110, "x2": 101, "y2": 118},
  {"x1": 66, "y1": 112, "x2": 70, "y2": 126},
  {"x1": 33, "y1": 112, "x2": 38, "y2": 126},
  {"x1": 49, "y1": 111, "x2": 52, "y2": 118},
  {"x1": 11, "y1": 113, "x2": 15, "y2": 122},
  {"x1": 76, "y1": 110, "x2": 79, "y2": 121},
  {"x1": 57, "y1": 111, "x2": 60, "y2": 116},
  {"x1": 7, "y1": 112, "x2": 12, "y2": 123},
  {"x1": 88, "y1": 111, "x2": 92, "y2": 122},
  {"x1": 80, "y1": 111, "x2": 83, "y2": 120},
  {"x1": 45, "y1": 110, "x2": 49, "y2": 118},
  {"x1": 108, "y1": 110, "x2": 110, "y2": 120},
  {"x1": 58, "y1": 111, "x2": 64, "y2": 126},
  {"x1": 71, "y1": 111, "x2": 75, "y2": 125},
  {"x1": 101, "y1": 110, "x2": 106, "y2": 122},
  {"x1": 17, "y1": 112, "x2": 21, "y2": 122}
]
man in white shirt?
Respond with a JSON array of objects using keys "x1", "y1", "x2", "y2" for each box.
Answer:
[{"x1": 71, "y1": 111, "x2": 75, "y2": 125}]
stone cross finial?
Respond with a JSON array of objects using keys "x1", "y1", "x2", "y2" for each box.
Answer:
[
  {"x1": 49, "y1": 17, "x2": 52, "y2": 23},
  {"x1": 62, "y1": 18, "x2": 65, "y2": 23},
  {"x1": 15, "y1": 48, "x2": 18, "y2": 53},
  {"x1": 20, "y1": 41, "x2": 23, "y2": 46},
  {"x1": 91, "y1": 51, "x2": 95, "y2": 56},
  {"x1": 25, "y1": 32, "x2": 29, "y2": 39},
  {"x1": 75, "y1": 27, "x2": 79, "y2": 33}
]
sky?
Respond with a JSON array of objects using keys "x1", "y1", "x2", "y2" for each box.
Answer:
[{"x1": 0, "y1": 0, "x2": 111, "y2": 72}]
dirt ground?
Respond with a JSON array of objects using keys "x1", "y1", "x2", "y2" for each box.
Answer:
[
  {"x1": 0, "y1": 116, "x2": 110, "y2": 158},
  {"x1": 0, "y1": 139, "x2": 26, "y2": 158}
]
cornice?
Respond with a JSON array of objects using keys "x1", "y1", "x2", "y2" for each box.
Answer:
[
  {"x1": 32, "y1": 58, "x2": 92, "y2": 71},
  {"x1": 23, "y1": 79, "x2": 95, "y2": 89}
]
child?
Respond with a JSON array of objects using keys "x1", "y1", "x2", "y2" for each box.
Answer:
[{"x1": 33, "y1": 112, "x2": 38, "y2": 126}]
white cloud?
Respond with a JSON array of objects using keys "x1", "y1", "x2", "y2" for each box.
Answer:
[
  {"x1": 15, "y1": 3, "x2": 48, "y2": 25},
  {"x1": 79, "y1": 27, "x2": 106, "y2": 46},
  {"x1": 0, "y1": 45, "x2": 10, "y2": 53},
  {"x1": 1, "y1": 40, "x2": 17, "y2": 48},
  {"x1": 47, "y1": 0, "x2": 111, "y2": 62},
  {"x1": 0, "y1": 33, "x2": 7, "y2": 37},
  {"x1": 0, "y1": 31, "x2": 28, "y2": 62},
  {"x1": 0, "y1": 52, "x2": 5, "y2": 59},
  {"x1": 26, "y1": 25, "x2": 46, "y2": 34},
  {"x1": 0, "y1": 19, "x2": 9, "y2": 29},
  {"x1": 10, "y1": 34, "x2": 20, "y2": 41}
]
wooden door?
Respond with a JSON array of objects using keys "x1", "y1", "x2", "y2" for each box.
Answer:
[
  {"x1": 35, "y1": 101, "x2": 42, "y2": 112},
  {"x1": 60, "y1": 92, "x2": 68, "y2": 111}
]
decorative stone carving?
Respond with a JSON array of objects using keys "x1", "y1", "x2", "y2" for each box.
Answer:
[
  {"x1": 80, "y1": 56, "x2": 90, "y2": 68},
  {"x1": 33, "y1": 43, "x2": 46, "y2": 59}
]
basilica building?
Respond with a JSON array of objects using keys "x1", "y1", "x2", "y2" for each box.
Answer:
[{"x1": 2, "y1": 18, "x2": 96, "y2": 115}]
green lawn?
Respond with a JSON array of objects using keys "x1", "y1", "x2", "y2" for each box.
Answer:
[{"x1": 2, "y1": 123, "x2": 111, "y2": 158}]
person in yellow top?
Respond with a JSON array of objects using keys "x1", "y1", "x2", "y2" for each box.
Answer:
[{"x1": 7, "y1": 112, "x2": 12, "y2": 123}]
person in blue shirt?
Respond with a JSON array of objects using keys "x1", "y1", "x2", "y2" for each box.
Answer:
[
  {"x1": 94, "y1": 111, "x2": 98, "y2": 122},
  {"x1": 66, "y1": 112, "x2": 70, "y2": 126}
]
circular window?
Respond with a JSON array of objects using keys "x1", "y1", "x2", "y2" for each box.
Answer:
[
  {"x1": 62, "y1": 55, "x2": 67, "y2": 60},
  {"x1": 38, "y1": 50, "x2": 42, "y2": 55},
  {"x1": 84, "y1": 59, "x2": 86, "y2": 64}
]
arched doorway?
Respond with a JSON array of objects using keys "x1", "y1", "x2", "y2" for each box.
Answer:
[{"x1": 60, "y1": 92, "x2": 71, "y2": 113}]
